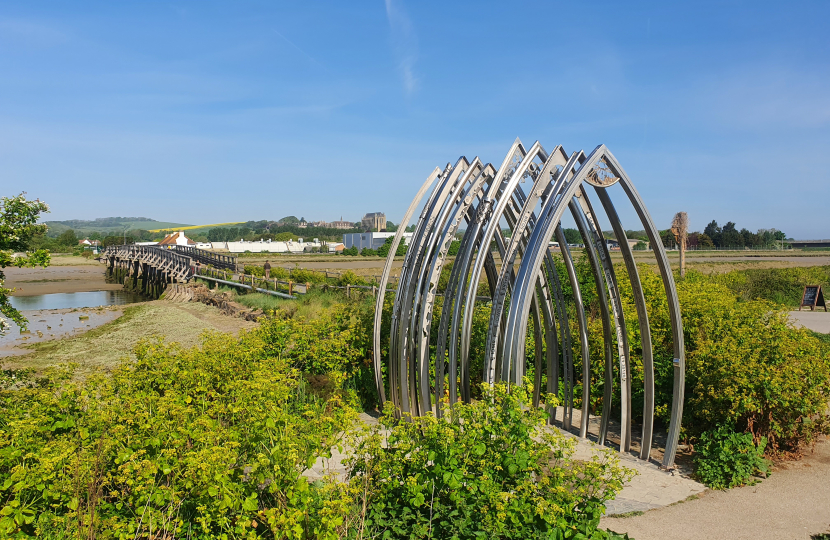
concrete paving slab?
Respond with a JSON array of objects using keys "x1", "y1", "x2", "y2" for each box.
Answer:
[
  {"x1": 602, "y1": 438, "x2": 830, "y2": 540},
  {"x1": 789, "y1": 310, "x2": 830, "y2": 333}
]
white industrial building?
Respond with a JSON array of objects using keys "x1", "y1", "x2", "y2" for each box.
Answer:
[
  {"x1": 213, "y1": 238, "x2": 326, "y2": 254},
  {"x1": 342, "y1": 232, "x2": 413, "y2": 251}
]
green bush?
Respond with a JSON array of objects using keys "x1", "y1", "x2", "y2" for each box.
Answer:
[
  {"x1": 694, "y1": 425, "x2": 770, "y2": 489},
  {"x1": 348, "y1": 383, "x2": 633, "y2": 539},
  {"x1": 337, "y1": 270, "x2": 367, "y2": 287},
  {"x1": 360, "y1": 248, "x2": 376, "y2": 257},
  {"x1": 244, "y1": 264, "x2": 265, "y2": 277},
  {"x1": 343, "y1": 246, "x2": 359, "y2": 256},
  {"x1": 584, "y1": 265, "x2": 830, "y2": 455},
  {"x1": 0, "y1": 332, "x2": 357, "y2": 538},
  {"x1": 290, "y1": 267, "x2": 324, "y2": 284}
]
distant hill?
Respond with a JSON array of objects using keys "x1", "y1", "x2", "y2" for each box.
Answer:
[{"x1": 44, "y1": 217, "x2": 191, "y2": 237}]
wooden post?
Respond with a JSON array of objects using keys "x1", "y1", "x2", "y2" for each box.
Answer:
[
  {"x1": 305, "y1": 282, "x2": 311, "y2": 294},
  {"x1": 346, "y1": 284, "x2": 350, "y2": 298},
  {"x1": 288, "y1": 281, "x2": 293, "y2": 296},
  {"x1": 372, "y1": 285, "x2": 377, "y2": 297}
]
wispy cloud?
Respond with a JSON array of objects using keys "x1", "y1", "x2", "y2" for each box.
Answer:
[
  {"x1": 384, "y1": 0, "x2": 418, "y2": 94},
  {"x1": 272, "y1": 28, "x2": 330, "y2": 73}
]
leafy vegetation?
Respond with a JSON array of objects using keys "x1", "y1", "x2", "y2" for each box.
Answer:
[
  {"x1": 0, "y1": 333, "x2": 356, "y2": 538},
  {"x1": 1, "y1": 193, "x2": 51, "y2": 334},
  {"x1": 693, "y1": 425, "x2": 770, "y2": 489},
  {"x1": 0, "y1": 284, "x2": 635, "y2": 538},
  {"x1": 349, "y1": 384, "x2": 633, "y2": 540}
]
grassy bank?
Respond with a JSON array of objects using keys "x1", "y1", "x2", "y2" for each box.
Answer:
[{"x1": 1, "y1": 301, "x2": 256, "y2": 376}]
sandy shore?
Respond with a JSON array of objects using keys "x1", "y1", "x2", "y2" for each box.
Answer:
[{"x1": 5, "y1": 263, "x2": 121, "y2": 296}]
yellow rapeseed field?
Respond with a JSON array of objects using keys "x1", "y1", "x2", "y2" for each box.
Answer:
[{"x1": 148, "y1": 222, "x2": 244, "y2": 233}]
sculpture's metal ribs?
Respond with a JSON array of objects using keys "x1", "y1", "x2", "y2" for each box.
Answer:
[{"x1": 373, "y1": 140, "x2": 685, "y2": 468}]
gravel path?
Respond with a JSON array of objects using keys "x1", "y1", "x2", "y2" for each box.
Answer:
[{"x1": 602, "y1": 438, "x2": 830, "y2": 540}]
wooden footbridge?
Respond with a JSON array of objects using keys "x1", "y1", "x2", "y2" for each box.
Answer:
[{"x1": 100, "y1": 244, "x2": 237, "y2": 298}]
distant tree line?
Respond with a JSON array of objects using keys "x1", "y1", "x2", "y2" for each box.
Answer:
[{"x1": 664, "y1": 221, "x2": 787, "y2": 249}]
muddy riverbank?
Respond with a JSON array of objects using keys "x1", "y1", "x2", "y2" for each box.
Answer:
[
  {"x1": 0, "y1": 305, "x2": 125, "y2": 358},
  {"x1": 5, "y1": 263, "x2": 121, "y2": 296}
]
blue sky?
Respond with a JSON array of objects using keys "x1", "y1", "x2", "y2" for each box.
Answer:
[{"x1": 2, "y1": 1, "x2": 829, "y2": 237}]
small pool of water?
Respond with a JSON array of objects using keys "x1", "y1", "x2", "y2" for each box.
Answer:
[{"x1": 10, "y1": 290, "x2": 146, "y2": 311}]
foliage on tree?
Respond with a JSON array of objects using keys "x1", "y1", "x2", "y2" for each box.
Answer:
[
  {"x1": 376, "y1": 237, "x2": 407, "y2": 258},
  {"x1": 0, "y1": 193, "x2": 50, "y2": 334},
  {"x1": 697, "y1": 220, "x2": 785, "y2": 249},
  {"x1": 562, "y1": 227, "x2": 582, "y2": 245},
  {"x1": 57, "y1": 229, "x2": 78, "y2": 247}
]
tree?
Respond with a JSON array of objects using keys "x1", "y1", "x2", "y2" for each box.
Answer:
[
  {"x1": 273, "y1": 232, "x2": 295, "y2": 242},
  {"x1": 704, "y1": 220, "x2": 722, "y2": 247},
  {"x1": 562, "y1": 228, "x2": 582, "y2": 245},
  {"x1": 740, "y1": 228, "x2": 760, "y2": 248},
  {"x1": 660, "y1": 229, "x2": 677, "y2": 249},
  {"x1": 697, "y1": 233, "x2": 714, "y2": 248},
  {"x1": 377, "y1": 237, "x2": 408, "y2": 258},
  {"x1": 721, "y1": 221, "x2": 743, "y2": 248},
  {"x1": 58, "y1": 229, "x2": 78, "y2": 247},
  {"x1": 1, "y1": 193, "x2": 50, "y2": 334}
]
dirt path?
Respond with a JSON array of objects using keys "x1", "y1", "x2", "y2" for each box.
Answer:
[{"x1": 601, "y1": 438, "x2": 830, "y2": 539}]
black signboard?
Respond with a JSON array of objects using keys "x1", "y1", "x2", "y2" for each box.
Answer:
[{"x1": 800, "y1": 285, "x2": 827, "y2": 311}]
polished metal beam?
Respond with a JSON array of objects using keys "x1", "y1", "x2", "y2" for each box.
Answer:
[{"x1": 374, "y1": 140, "x2": 686, "y2": 468}]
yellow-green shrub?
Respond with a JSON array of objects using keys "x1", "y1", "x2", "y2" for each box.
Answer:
[{"x1": 0, "y1": 331, "x2": 357, "y2": 539}]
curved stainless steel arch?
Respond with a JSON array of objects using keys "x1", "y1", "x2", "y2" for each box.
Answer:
[{"x1": 373, "y1": 140, "x2": 686, "y2": 468}]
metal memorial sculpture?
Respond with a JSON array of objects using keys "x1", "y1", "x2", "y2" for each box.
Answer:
[{"x1": 372, "y1": 139, "x2": 685, "y2": 468}]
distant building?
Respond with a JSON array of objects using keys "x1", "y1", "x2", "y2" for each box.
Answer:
[
  {"x1": 78, "y1": 239, "x2": 101, "y2": 247},
  {"x1": 790, "y1": 239, "x2": 830, "y2": 248},
  {"x1": 343, "y1": 232, "x2": 412, "y2": 251},
  {"x1": 361, "y1": 212, "x2": 386, "y2": 232},
  {"x1": 220, "y1": 238, "x2": 325, "y2": 254},
  {"x1": 157, "y1": 231, "x2": 196, "y2": 249},
  {"x1": 330, "y1": 217, "x2": 355, "y2": 230}
]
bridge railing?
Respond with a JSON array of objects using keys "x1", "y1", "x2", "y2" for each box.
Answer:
[
  {"x1": 101, "y1": 244, "x2": 194, "y2": 281},
  {"x1": 173, "y1": 245, "x2": 237, "y2": 271}
]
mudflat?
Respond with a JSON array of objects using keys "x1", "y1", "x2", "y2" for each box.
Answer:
[
  {"x1": 5, "y1": 264, "x2": 121, "y2": 296},
  {"x1": 1, "y1": 300, "x2": 258, "y2": 376}
]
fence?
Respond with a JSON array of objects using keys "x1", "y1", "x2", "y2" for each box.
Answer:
[{"x1": 194, "y1": 266, "x2": 491, "y2": 302}]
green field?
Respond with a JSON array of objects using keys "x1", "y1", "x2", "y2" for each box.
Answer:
[{"x1": 45, "y1": 217, "x2": 191, "y2": 236}]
